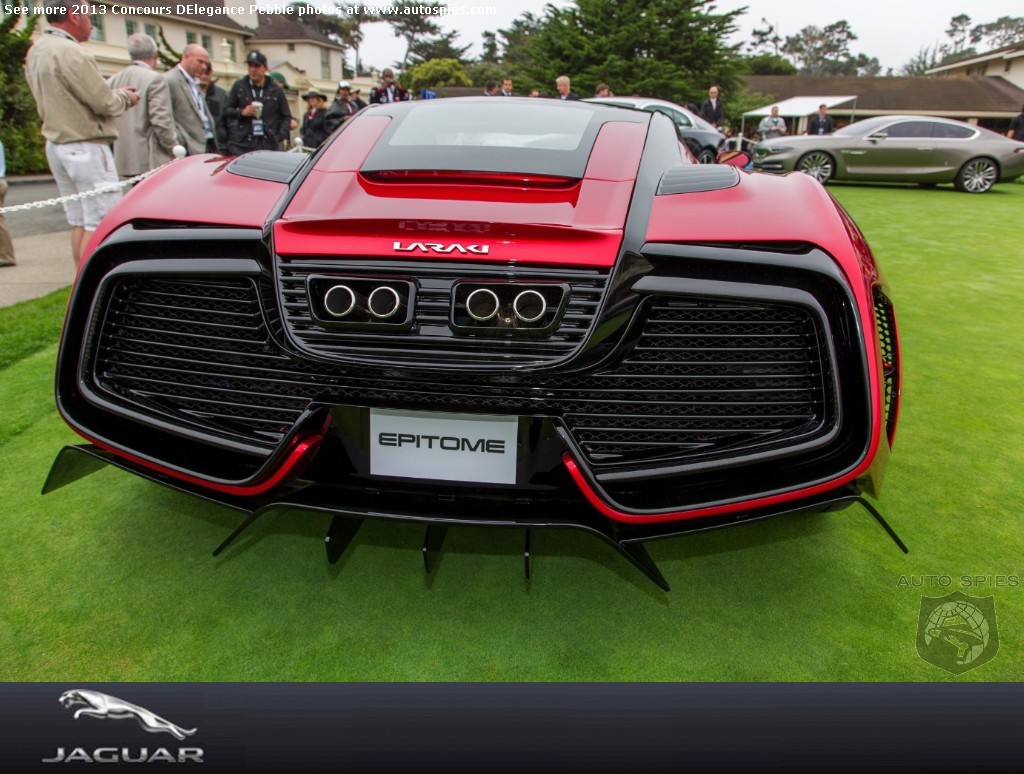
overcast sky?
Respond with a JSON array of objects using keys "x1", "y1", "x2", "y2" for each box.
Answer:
[{"x1": 344, "y1": 0, "x2": 1019, "y2": 78}]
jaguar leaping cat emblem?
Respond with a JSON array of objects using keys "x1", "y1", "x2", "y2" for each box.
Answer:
[{"x1": 59, "y1": 690, "x2": 197, "y2": 740}]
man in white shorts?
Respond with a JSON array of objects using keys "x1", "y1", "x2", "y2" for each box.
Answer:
[{"x1": 25, "y1": 9, "x2": 139, "y2": 267}]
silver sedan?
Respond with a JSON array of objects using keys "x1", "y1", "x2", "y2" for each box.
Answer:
[{"x1": 752, "y1": 115, "x2": 1024, "y2": 193}]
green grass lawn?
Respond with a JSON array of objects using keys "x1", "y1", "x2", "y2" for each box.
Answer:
[{"x1": 1, "y1": 182, "x2": 1021, "y2": 681}]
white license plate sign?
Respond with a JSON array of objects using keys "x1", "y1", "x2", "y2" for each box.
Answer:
[{"x1": 369, "y1": 409, "x2": 518, "y2": 485}]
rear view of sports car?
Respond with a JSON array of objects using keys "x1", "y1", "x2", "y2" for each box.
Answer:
[{"x1": 46, "y1": 98, "x2": 903, "y2": 588}]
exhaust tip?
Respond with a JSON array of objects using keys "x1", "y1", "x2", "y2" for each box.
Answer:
[
  {"x1": 368, "y1": 286, "x2": 402, "y2": 319},
  {"x1": 324, "y1": 285, "x2": 356, "y2": 318},
  {"x1": 513, "y1": 290, "x2": 547, "y2": 323},
  {"x1": 466, "y1": 288, "x2": 500, "y2": 322}
]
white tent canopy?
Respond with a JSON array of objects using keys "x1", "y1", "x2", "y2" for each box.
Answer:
[
  {"x1": 743, "y1": 96, "x2": 858, "y2": 117},
  {"x1": 738, "y1": 96, "x2": 858, "y2": 146}
]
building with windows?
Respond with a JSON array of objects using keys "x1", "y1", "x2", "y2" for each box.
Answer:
[
  {"x1": 75, "y1": 4, "x2": 251, "y2": 82},
  {"x1": 13, "y1": 2, "x2": 369, "y2": 145},
  {"x1": 926, "y1": 42, "x2": 1024, "y2": 91},
  {"x1": 250, "y1": 13, "x2": 347, "y2": 92}
]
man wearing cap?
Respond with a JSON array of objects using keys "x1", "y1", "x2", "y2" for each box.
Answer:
[
  {"x1": 324, "y1": 80, "x2": 367, "y2": 134},
  {"x1": 224, "y1": 51, "x2": 292, "y2": 155},
  {"x1": 300, "y1": 90, "x2": 329, "y2": 149},
  {"x1": 369, "y1": 68, "x2": 410, "y2": 104},
  {"x1": 165, "y1": 44, "x2": 218, "y2": 155}
]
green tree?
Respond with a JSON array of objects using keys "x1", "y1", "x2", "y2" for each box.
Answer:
[
  {"x1": 748, "y1": 18, "x2": 782, "y2": 56},
  {"x1": 851, "y1": 53, "x2": 882, "y2": 77},
  {"x1": 740, "y1": 53, "x2": 797, "y2": 76},
  {"x1": 1, "y1": 6, "x2": 45, "y2": 174},
  {"x1": 781, "y1": 20, "x2": 880, "y2": 76},
  {"x1": 402, "y1": 58, "x2": 472, "y2": 93},
  {"x1": 970, "y1": 16, "x2": 1024, "y2": 49},
  {"x1": 486, "y1": 12, "x2": 546, "y2": 92},
  {"x1": 723, "y1": 89, "x2": 775, "y2": 137},
  {"x1": 405, "y1": 30, "x2": 471, "y2": 68},
  {"x1": 519, "y1": 0, "x2": 744, "y2": 104},
  {"x1": 154, "y1": 24, "x2": 180, "y2": 71},
  {"x1": 288, "y1": 4, "x2": 376, "y2": 77},
  {"x1": 479, "y1": 31, "x2": 499, "y2": 64},
  {"x1": 386, "y1": 1, "x2": 446, "y2": 72},
  {"x1": 898, "y1": 45, "x2": 943, "y2": 76},
  {"x1": 945, "y1": 14, "x2": 972, "y2": 54},
  {"x1": 464, "y1": 61, "x2": 506, "y2": 88}
]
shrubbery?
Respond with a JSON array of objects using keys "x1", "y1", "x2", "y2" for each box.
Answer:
[
  {"x1": 402, "y1": 58, "x2": 472, "y2": 95},
  {"x1": 1, "y1": 9, "x2": 46, "y2": 175}
]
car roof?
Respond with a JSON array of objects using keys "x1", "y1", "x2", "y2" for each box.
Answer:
[{"x1": 585, "y1": 97, "x2": 719, "y2": 132}]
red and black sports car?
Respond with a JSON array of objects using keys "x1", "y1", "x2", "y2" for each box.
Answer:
[{"x1": 46, "y1": 98, "x2": 902, "y2": 588}]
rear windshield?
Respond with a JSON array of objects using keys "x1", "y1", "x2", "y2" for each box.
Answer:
[
  {"x1": 388, "y1": 102, "x2": 594, "y2": 151},
  {"x1": 360, "y1": 101, "x2": 620, "y2": 179}
]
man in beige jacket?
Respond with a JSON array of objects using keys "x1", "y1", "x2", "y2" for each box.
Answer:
[
  {"x1": 25, "y1": 9, "x2": 139, "y2": 267},
  {"x1": 108, "y1": 33, "x2": 178, "y2": 178}
]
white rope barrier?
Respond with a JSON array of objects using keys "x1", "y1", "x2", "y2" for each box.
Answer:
[
  {"x1": 0, "y1": 145, "x2": 188, "y2": 216},
  {"x1": 0, "y1": 141, "x2": 315, "y2": 215}
]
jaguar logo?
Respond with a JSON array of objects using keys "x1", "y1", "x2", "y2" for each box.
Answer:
[
  {"x1": 393, "y1": 241, "x2": 490, "y2": 255},
  {"x1": 58, "y1": 689, "x2": 197, "y2": 740}
]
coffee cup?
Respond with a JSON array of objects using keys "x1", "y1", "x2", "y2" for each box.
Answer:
[{"x1": 251, "y1": 101, "x2": 263, "y2": 118}]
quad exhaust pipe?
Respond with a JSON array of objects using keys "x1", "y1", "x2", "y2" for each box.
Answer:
[
  {"x1": 324, "y1": 284, "x2": 403, "y2": 320},
  {"x1": 314, "y1": 278, "x2": 560, "y2": 332},
  {"x1": 465, "y1": 287, "x2": 550, "y2": 325}
]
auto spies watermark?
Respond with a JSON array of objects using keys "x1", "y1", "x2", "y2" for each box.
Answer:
[
  {"x1": 896, "y1": 574, "x2": 1019, "y2": 589},
  {"x1": 898, "y1": 575, "x2": 1016, "y2": 675}
]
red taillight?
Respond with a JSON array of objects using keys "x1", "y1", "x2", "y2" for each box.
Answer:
[{"x1": 361, "y1": 170, "x2": 578, "y2": 188}]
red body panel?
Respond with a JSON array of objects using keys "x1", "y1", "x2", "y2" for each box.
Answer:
[
  {"x1": 82, "y1": 155, "x2": 290, "y2": 262},
  {"x1": 274, "y1": 119, "x2": 647, "y2": 268},
  {"x1": 632, "y1": 171, "x2": 891, "y2": 522}
]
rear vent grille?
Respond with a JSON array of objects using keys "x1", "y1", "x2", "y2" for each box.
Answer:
[
  {"x1": 873, "y1": 287, "x2": 899, "y2": 441},
  {"x1": 565, "y1": 298, "x2": 831, "y2": 462},
  {"x1": 276, "y1": 259, "x2": 608, "y2": 367},
  {"x1": 88, "y1": 277, "x2": 835, "y2": 468},
  {"x1": 92, "y1": 277, "x2": 306, "y2": 447}
]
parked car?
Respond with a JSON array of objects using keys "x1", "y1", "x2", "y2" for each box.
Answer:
[
  {"x1": 752, "y1": 115, "x2": 1024, "y2": 192},
  {"x1": 46, "y1": 98, "x2": 900, "y2": 588},
  {"x1": 587, "y1": 96, "x2": 726, "y2": 163}
]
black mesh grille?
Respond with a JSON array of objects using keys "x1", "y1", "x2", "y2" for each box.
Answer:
[
  {"x1": 90, "y1": 277, "x2": 834, "y2": 467},
  {"x1": 93, "y1": 277, "x2": 306, "y2": 446},
  {"x1": 873, "y1": 287, "x2": 899, "y2": 441},
  {"x1": 277, "y1": 259, "x2": 607, "y2": 366}
]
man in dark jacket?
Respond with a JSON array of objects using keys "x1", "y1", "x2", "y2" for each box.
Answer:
[
  {"x1": 300, "y1": 90, "x2": 329, "y2": 149},
  {"x1": 324, "y1": 80, "x2": 366, "y2": 134},
  {"x1": 224, "y1": 51, "x2": 292, "y2": 155},
  {"x1": 198, "y1": 61, "x2": 228, "y2": 150},
  {"x1": 1006, "y1": 103, "x2": 1024, "y2": 141},
  {"x1": 555, "y1": 75, "x2": 580, "y2": 100},
  {"x1": 700, "y1": 85, "x2": 723, "y2": 130},
  {"x1": 369, "y1": 69, "x2": 411, "y2": 104},
  {"x1": 807, "y1": 104, "x2": 836, "y2": 135}
]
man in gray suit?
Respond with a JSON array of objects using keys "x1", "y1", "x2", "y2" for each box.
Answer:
[
  {"x1": 108, "y1": 34, "x2": 178, "y2": 177},
  {"x1": 165, "y1": 44, "x2": 216, "y2": 155}
]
